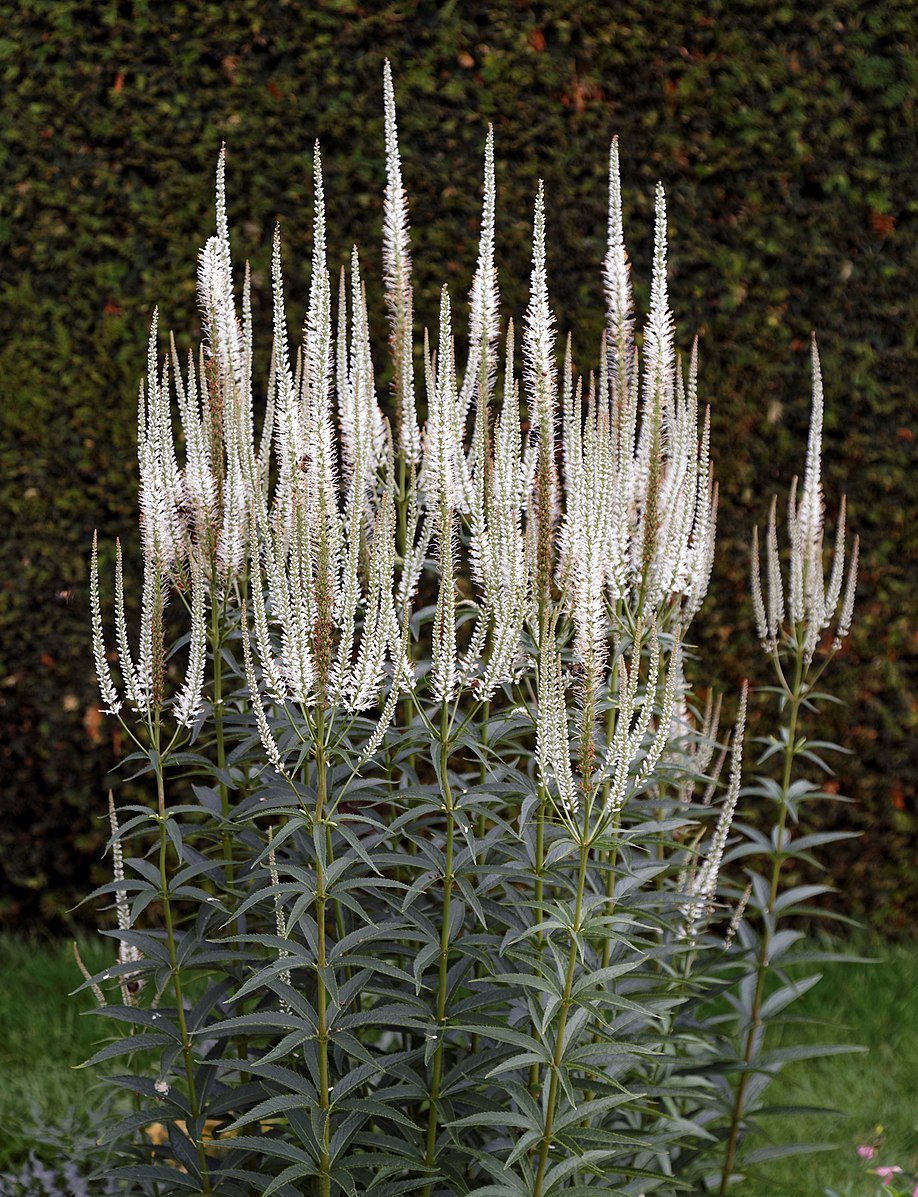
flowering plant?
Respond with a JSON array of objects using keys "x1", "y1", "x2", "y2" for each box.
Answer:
[{"x1": 81, "y1": 64, "x2": 861, "y2": 1195}]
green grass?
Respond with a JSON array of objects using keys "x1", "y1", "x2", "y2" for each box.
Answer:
[
  {"x1": 737, "y1": 942, "x2": 917, "y2": 1197},
  {"x1": 0, "y1": 937, "x2": 914, "y2": 1191},
  {"x1": 0, "y1": 936, "x2": 112, "y2": 1169}
]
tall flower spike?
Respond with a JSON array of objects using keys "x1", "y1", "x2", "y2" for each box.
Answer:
[
  {"x1": 241, "y1": 601, "x2": 289, "y2": 777},
  {"x1": 382, "y1": 61, "x2": 420, "y2": 464},
  {"x1": 833, "y1": 534, "x2": 859, "y2": 649},
  {"x1": 431, "y1": 509, "x2": 458, "y2": 703},
  {"x1": 114, "y1": 539, "x2": 142, "y2": 711},
  {"x1": 423, "y1": 287, "x2": 464, "y2": 512},
  {"x1": 524, "y1": 181, "x2": 556, "y2": 439},
  {"x1": 750, "y1": 525, "x2": 768, "y2": 647},
  {"x1": 305, "y1": 145, "x2": 338, "y2": 560},
  {"x1": 460, "y1": 124, "x2": 500, "y2": 429},
  {"x1": 603, "y1": 136, "x2": 634, "y2": 402},
  {"x1": 90, "y1": 532, "x2": 121, "y2": 715},
  {"x1": 681, "y1": 682, "x2": 748, "y2": 942},
  {"x1": 823, "y1": 494, "x2": 847, "y2": 626},
  {"x1": 757, "y1": 339, "x2": 857, "y2": 660},
  {"x1": 108, "y1": 792, "x2": 143, "y2": 1006},
  {"x1": 765, "y1": 494, "x2": 784, "y2": 649},
  {"x1": 173, "y1": 553, "x2": 207, "y2": 728},
  {"x1": 798, "y1": 335, "x2": 825, "y2": 573},
  {"x1": 642, "y1": 183, "x2": 675, "y2": 421},
  {"x1": 269, "y1": 222, "x2": 301, "y2": 528},
  {"x1": 524, "y1": 183, "x2": 558, "y2": 616},
  {"x1": 536, "y1": 630, "x2": 577, "y2": 818}
]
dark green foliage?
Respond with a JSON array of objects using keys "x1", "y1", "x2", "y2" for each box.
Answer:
[
  {"x1": 70, "y1": 601, "x2": 863, "y2": 1192},
  {"x1": 0, "y1": 3, "x2": 913, "y2": 937}
]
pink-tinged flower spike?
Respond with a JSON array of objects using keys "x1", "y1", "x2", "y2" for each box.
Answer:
[
  {"x1": 857, "y1": 1145, "x2": 877, "y2": 1161},
  {"x1": 382, "y1": 60, "x2": 420, "y2": 465},
  {"x1": 90, "y1": 532, "x2": 121, "y2": 715}
]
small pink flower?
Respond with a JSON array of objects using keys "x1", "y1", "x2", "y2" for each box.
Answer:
[
  {"x1": 857, "y1": 1144, "x2": 877, "y2": 1161},
  {"x1": 873, "y1": 1166, "x2": 902, "y2": 1182}
]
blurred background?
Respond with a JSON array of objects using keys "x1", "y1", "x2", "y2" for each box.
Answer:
[{"x1": 0, "y1": 1, "x2": 914, "y2": 938}]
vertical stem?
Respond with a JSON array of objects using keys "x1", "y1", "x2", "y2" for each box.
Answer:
[
  {"x1": 210, "y1": 592, "x2": 234, "y2": 891},
  {"x1": 471, "y1": 699, "x2": 489, "y2": 1058},
  {"x1": 600, "y1": 702, "x2": 620, "y2": 971},
  {"x1": 528, "y1": 780, "x2": 549, "y2": 1103},
  {"x1": 314, "y1": 707, "x2": 332, "y2": 1197},
  {"x1": 718, "y1": 650, "x2": 804, "y2": 1194},
  {"x1": 423, "y1": 701, "x2": 455, "y2": 1194},
  {"x1": 533, "y1": 840, "x2": 591, "y2": 1197},
  {"x1": 600, "y1": 808, "x2": 622, "y2": 971},
  {"x1": 155, "y1": 750, "x2": 212, "y2": 1193},
  {"x1": 529, "y1": 613, "x2": 550, "y2": 1096},
  {"x1": 534, "y1": 784, "x2": 547, "y2": 941}
]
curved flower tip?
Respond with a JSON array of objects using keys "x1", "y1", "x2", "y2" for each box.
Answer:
[{"x1": 857, "y1": 1144, "x2": 877, "y2": 1161}]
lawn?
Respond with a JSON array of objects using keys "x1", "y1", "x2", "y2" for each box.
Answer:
[{"x1": 0, "y1": 937, "x2": 914, "y2": 1193}]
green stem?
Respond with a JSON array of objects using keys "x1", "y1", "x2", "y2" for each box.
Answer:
[
  {"x1": 471, "y1": 700, "x2": 489, "y2": 1058},
  {"x1": 423, "y1": 701, "x2": 455, "y2": 1194},
  {"x1": 210, "y1": 593, "x2": 233, "y2": 891},
  {"x1": 315, "y1": 708, "x2": 332, "y2": 1197},
  {"x1": 533, "y1": 840, "x2": 591, "y2": 1197},
  {"x1": 718, "y1": 650, "x2": 804, "y2": 1194},
  {"x1": 600, "y1": 702, "x2": 620, "y2": 971},
  {"x1": 527, "y1": 778, "x2": 549, "y2": 1107},
  {"x1": 155, "y1": 756, "x2": 211, "y2": 1193},
  {"x1": 600, "y1": 807, "x2": 621, "y2": 971},
  {"x1": 529, "y1": 614, "x2": 551, "y2": 1097}
]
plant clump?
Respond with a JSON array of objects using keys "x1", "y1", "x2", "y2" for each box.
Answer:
[{"x1": 83, "y1": 61, "x2": 861, "y2": 1196}]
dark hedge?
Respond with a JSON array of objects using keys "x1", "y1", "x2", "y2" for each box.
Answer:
[{"x1": 0, "y1": 0, "x2": 914, "y2": 933}]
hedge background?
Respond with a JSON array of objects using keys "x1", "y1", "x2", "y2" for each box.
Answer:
[{"x1": 0, "y1": 1, "x2": 914, "y2": 934}]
